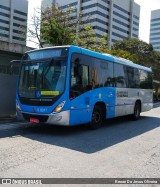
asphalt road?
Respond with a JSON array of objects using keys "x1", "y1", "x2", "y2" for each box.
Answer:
[{"x1": 0, "y1": 104, "x2": 159, "y2": 186}]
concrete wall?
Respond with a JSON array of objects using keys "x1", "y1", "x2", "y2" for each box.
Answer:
[
  {"x1": 0, "y1": 50, "x2": 21, "y2": 117},
  {"x1": 0, "y1": 41, "x2": 34, "y2": 117},
  {"x1": 0, "y1": 74, "x2": 18, "y2": 117},
  {"x1": 0, "y1": 51, "x2": 19, "y2": 117}
]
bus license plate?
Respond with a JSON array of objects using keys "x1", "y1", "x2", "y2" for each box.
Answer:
[{"x1": 30, "y1": 118, "x2": 39, "y2": 123}]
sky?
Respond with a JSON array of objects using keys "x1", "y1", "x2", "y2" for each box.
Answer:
[
  {"x1": 134, "y1": 0, "x2": 160, "y2": 43},
  {"x1": 27, "y1": 0, "x2": 160, "y2": 47}
]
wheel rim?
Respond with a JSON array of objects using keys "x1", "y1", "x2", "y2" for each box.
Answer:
[
  {"x1": 135, "y1": 104, "x2": 140, "y2": 117},
  {"x1": 92, "y1": 111, "x2": 101, "y2": 123}
]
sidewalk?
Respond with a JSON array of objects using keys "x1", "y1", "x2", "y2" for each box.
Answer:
[
  {"x1": 0, "y1": 116, "x2": 22, "y2": 124},
  {"x1": 0, "y1": 115, "x2": 33, "y2": 131}
]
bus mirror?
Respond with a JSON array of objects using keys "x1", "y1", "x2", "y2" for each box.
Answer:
[
  {"x1": 9, "y1": 60, "x2": 21, "y2": 75},
  {"x1": 10, "y1": 60, "x2": 22, "y2": 65}
]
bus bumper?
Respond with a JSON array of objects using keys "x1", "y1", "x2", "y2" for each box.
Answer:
[
  {"x1": 16, "y1": 109, "x2": 25, "y2": 121},
  {"x1": 16, "y1": 109, "x2": 70, "y2": 126},
  {"x1": 47, "y1": 110, "x2": 70, "y2": 126}
]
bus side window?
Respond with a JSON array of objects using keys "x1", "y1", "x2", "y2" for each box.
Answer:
[
  {"x1": 104, "y1": 61, "x2": 114, "y2": 87},
  {"x1": 140, "y1": 70, "x2": 152, "y2": 89},
  {"x1": 114, "y1": 64, "x2": 127, "y2": 88},
  {"x1": 126, "y1": 67, "x2": 139, "y2": 88}
]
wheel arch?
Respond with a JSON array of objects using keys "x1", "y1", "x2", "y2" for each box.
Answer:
[
  {"x1": 135, "y1": 99, "x2": 142, "y2": 112},
  {"x1": 93, "y1": 101, "x2": 106, "y2": 121}
]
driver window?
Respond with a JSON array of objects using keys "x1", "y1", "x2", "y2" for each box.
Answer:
[{"x1": 70, "y1": 54, "x2": 89, "y2": 99}]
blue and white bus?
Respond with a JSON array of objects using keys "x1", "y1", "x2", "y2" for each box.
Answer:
[{"x1": 15, "y1": 46, "x2": 153, "y2": 129}]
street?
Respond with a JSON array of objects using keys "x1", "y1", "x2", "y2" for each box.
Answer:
[{"x1": 0, "y1": 103, "x2": 159, "y2": 184}]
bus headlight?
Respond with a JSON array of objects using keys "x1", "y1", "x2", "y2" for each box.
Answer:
[
  {"x1": 53, "y1": 101, "x2": 66, "y2": 113},
  {"x1": 16, "y1": 100, "x2": 21, "y2": 111}
]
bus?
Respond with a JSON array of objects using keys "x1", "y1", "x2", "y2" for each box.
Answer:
[{"x1": 15, "y1": 45, "x2": 153, "y2": 129}]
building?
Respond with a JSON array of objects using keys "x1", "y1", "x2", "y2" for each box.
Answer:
[
  {"x1": 150, "y1": 9, "x2": 160, "y2": 52},
  {"x1": 0, "y1": 0, "x2": 28, "y2": 45},
  {"x1": 42, "y1": 0, "x2": 140, "y2": 47}
]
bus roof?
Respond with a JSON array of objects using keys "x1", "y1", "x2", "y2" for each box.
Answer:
[
  {"x1": 25, "y1": 45, "x2": 152, "y2": 72},
  {"x1": 26, "y1": 45, "x2": 71, "y2": 53},
  {"x1": 113, "y1": 56, "x2": 152, "y2": 72},
  {"x1": 77, "y1": 46, "x2": 152, "y2": 72}
]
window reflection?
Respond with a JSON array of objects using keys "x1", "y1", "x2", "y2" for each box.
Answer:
[{"x1": 70, "y1": 53, "x2": 152, "y2": 100}]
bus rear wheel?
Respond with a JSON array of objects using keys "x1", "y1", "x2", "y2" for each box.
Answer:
[
  {"x1": 132, "y1": 102, "x2": 141, "y2": 120},
  {"x1": 89, "y1": 105, "x2": 102, "y2": 129}
]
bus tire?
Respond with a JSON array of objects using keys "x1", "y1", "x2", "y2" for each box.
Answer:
[
  {"x1": 132, "y1": 101, "x2": 141, "y2": 120},
  {"x1": 89, "y1": 105, "x2": 102, "y2": 129}
]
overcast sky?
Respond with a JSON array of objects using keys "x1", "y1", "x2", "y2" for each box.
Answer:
[{"x1": 27, "y1": 0, "x2": 160, "y2": 47}]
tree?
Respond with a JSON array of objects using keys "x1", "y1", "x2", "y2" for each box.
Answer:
[
  {"x1": 112, "y1": 38, "x2": 154, "y2": 66},
  {"x1": 41, "y1": 5, "x2": 76, "y2": 46},
  {"x1": 25, "y1": 8, "x2": 43, "y2": 48},
  {"x1": 112, "y1": 38, "x2": 160, "y2": 99},
  {"x1": 75, "y1": 26, "x2": 108, "y2": 53},
  {"x1": 111, "y1": 38, "x2": 160, "y2": 71},
  {"x1": 151, "y1": 51, "x2": 160, "y2": 100},
  {"x1": 112, "y1": 38, "x2": 160, "y2": 73},
  {"x1": 112, "y1": 38, "x2": 153, "y2": 55},
  {"x1": 41, "y1": 4, "x2": 109, "y2": 50},
  {"x1": 25, "y1": 4, "x2": 108, "y2": 50},
  {"x1": 106, "y1": 49, "x2": 138, "y2": 63}
]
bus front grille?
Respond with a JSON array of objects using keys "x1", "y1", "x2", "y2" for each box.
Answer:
[{"x1": 22, "y1": 113, "x2": 49, "y2": 123}]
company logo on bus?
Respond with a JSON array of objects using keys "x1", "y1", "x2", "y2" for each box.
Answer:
[{"x1": 117, "y1": 91, "x2": 128, "y2": 97}]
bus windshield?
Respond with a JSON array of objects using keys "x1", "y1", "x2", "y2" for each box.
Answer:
[{"x1": 19, "y1": 57, "x2": 67, "y2": 99}]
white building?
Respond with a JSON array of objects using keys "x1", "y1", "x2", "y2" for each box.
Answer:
[
  {"x1": 0, "y1": 0, "x2": 28, "y2": 45},
  {"x1": 42, "y1": 0, "x2": 140, "y2": 47},
  {"x1": 150, "y1": 9, "x2": 160, "y2": 52}
]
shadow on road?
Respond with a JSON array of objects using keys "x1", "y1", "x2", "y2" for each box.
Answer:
[
  {"x1": 0, "y1": 115, "x2": 159, "y2": 154},
  {"x1": 153, "y1": 102, "x2": 160, "y2": 109}
]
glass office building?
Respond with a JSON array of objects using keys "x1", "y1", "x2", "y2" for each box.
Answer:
[
  {"x1": 0, "y1": 0, "x2": 28, "y2": 45},
  {"x1": 42, "y1": 0, "x2": 140, "y2": 47},
  {"x1": 150, "y1": 9, "x2": 160, "y2": 52}
]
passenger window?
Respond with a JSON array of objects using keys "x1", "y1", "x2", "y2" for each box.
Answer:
[
  {"x1": 103, "y1": 62, "x2": 114, "y2": 87},
  {"x1": 114, "y1": 64, "x2": 127, "y2": 88},
  {"x1": 91, "y1": 59, "x2": 114, "y2": 88},
  {"x1": 140, "y1": 70, "x2": 153, "y2": 89},
  {"x1": 126, "y1": 67, "x2": 140, "y2": 88}
]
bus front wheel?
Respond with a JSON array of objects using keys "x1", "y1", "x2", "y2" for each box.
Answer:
[
  {"x1": 132, "y1": 102, "x2": 141, "y2": 120},
  {"x1": 89, "y1": 105, "x2": 102, "y2": 129}
]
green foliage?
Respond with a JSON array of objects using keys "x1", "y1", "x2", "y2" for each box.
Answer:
[
  {"x1": 112, "y1": 38, "x2": 160, "y2": 74},
  {"x1": 106, "y1": 49, "x2": 138, "y2": 63},
  {"x1": 112, "y1": 38, "x2": 153, "y2": 56},
  {"x1": 151, "y1": 51, "x2": 160, "y2": 82},
  {"x1": 41, "y1": 4, "x2": 108, "y2": 51},
  {"x1": 75, "y1": 26, "x2": 108, "y2": 53},
  {"x1": 112, "y1": 38, "x2": 154, "y2": 66},
  {"x1": 112, "y1": 38, "x2": 160, "y2": 95},
  {"x1": 41, "y1": 5, "x2": 76, "y2": 46}
]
